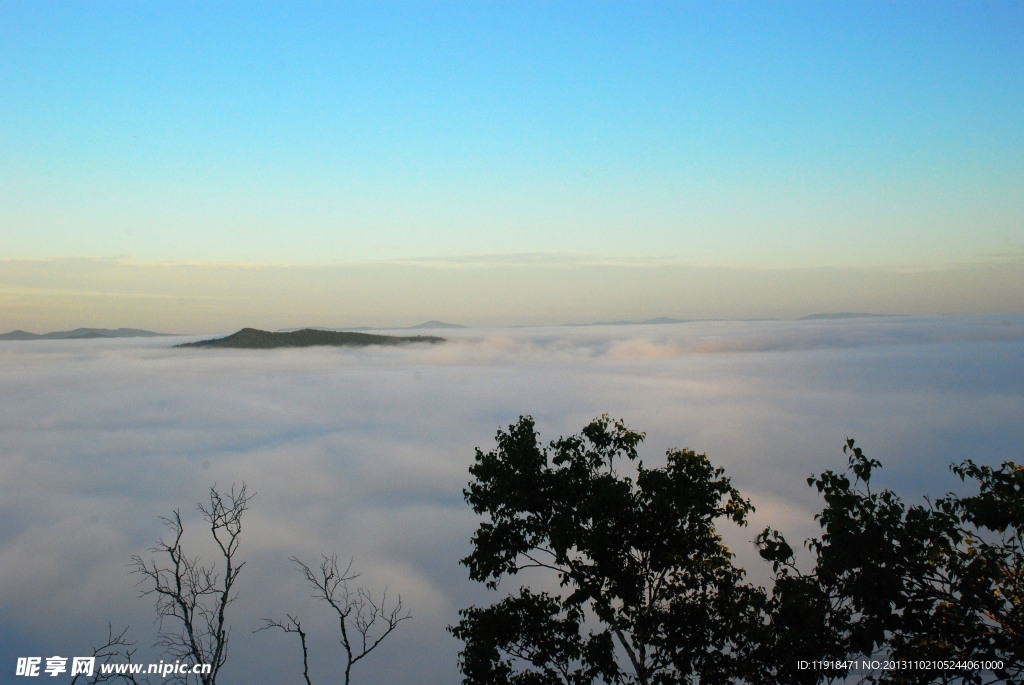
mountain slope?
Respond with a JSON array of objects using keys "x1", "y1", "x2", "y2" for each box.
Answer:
[
  {"x1": 0, "y1": 328, "x2": 172, "y2": 340},
  {"x1": 175, "y1": 328, "x2": 445, "y2": 349}
]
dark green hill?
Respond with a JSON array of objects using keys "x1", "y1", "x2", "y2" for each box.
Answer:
[{"x1": 175, "y1": 328, "x2": 445, "y2": 349}]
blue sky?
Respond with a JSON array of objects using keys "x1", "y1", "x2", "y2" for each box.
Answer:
[{"x1": 2, "y1": 1, "x2": 1022, "y2": 329}]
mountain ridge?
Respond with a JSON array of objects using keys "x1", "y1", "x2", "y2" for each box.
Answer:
[
  {"x1": 175, "y1": 328, "x2": 445, "y2": 349},
  {"x1": 0, "y1": 327, "x2": 173, "y2": 341}
]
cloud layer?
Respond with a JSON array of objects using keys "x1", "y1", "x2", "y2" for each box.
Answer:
[{"x1": 2, "y1": 315, "x2": 1022, "y2": 682}]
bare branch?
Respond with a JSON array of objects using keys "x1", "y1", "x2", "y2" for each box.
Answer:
[
  {"x1": 129, "y1": 484, "x2": 253, "y2": 685},
  {"x1": 261, "y1": 554, "x2": 411, "y2": 685},
  {"x1": 70, "y1": 624, "x2": 148, "y2": 685},
  {"x1": 255, "y1": 615, "x2": 312, "y2": 685}
]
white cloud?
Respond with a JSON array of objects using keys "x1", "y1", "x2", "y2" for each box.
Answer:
[{"x1": 1, "y1": 316, "x2": 1022, "y2": 682}]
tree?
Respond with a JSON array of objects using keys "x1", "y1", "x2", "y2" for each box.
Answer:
[
  {"x1": 96, "y1": 483, "x2": 406, "y2": 685},
  {"x1": 757, "y1": 440, "x2": 1023, "y2": 684},
  {"x1": 450, "y1": 415, "x2": 768, "y2": 684},
  {"x1": 257, "y1": 554, "x2": 411, "y2": 685},
  {"x1": 453, "y1": 417, "x2": 1023, "y2": 685},
  {"x1": 129, "y1": 484, "x2": 252, "y2": 685},
  {"x1": 69, "y1": 624, "x2": 145, "y2": 685}
]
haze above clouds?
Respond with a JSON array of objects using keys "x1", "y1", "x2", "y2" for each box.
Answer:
[
  {"x1": 2, "y1": 317, "x2": 1022, "y2": 683},
  {"x1": 3, "y1": 256, "x2": 1023, "y2": 334}
]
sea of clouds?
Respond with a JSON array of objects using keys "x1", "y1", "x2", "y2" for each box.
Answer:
[{"x1": 2, "y1": 315, "x2": 1022, "y2": 683}]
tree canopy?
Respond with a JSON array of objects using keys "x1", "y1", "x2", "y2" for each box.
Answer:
[
  {"x1": 452, "y1": 415, "x2": 767, "y2": 684},
  {"x1": 759, "y1": 441, "x2": 1022, "y2": 684},
  {"x1": 453, "y1": 417, "x2": 1022, "y2": 685}
]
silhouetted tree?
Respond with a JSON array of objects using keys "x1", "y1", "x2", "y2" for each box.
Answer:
[
  {"x1": 454, "y1": 417, "x2": 1023, "y2": 685},
  {"x1": 69, "y1": 624, "x2": 145, "y2": 685},
  {"x1": 451, "y1": 415, "x2": 767, "y2": 684},
  {"x1": 129, "y1": 484, "x2": 252, "y2": 685},
  {"x1": 257, "y1": 554, "x2": 411, "y2": 685},
  {"x1": 759, "y1": 441, "x2": 1022, "y2": 684}
]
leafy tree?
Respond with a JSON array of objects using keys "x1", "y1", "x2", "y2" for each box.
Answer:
[
  {"x1": 454, "y1": 417, "x2": 1023, "y2": 685},
  {"x1": 758, "y1": 440, "x2": 1023, "y2": 684},
  {"x1": 451, "y1": 415, "x2": 768, "y2": 684}
]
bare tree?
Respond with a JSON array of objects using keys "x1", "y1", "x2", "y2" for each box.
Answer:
[
  {"x1": 255, "y1": 614, "x2": 312, "y2": 685},
  {"x1": 130, "y1": 484, "x2": 252, "y2": 685},
  {"x1": 70, "y1": 624, "x2": 146, "y2": 685},
  {"x1": 258, "y1": 554, "x2": 411, "y2": 685}
]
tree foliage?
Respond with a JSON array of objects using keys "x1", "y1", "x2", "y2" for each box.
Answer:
[
  {"x1": 454, "y1": 417, "x2": 1023, "y2": 685},
  {"x1": 760, "y1": 440, "x2": 1023, "y2": 684},
  {"x1": 451, "y1": 415, "x2": 767, "y2": 684}
]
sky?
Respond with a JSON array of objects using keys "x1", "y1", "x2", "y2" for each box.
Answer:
[
  {"x1": 2, "y1": 1, "x2": 1023, "y2": 331},
  {"x1": 2, "y1": 316, "x2": 1023, "y2": 682}
]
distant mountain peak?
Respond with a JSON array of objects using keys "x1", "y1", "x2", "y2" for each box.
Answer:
[
  {"x1": 563, "y1": 317, "x2": 690, "y2": 327},
  {"x1": 0, "y1": 327, "x2": 172, "y2": 341},
  {"x1": 797, "y1": 313, "x2": 891, "y2": 321},
  {"x1": 408, "y1": 320, "x2": 467, "y2": 329}
]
